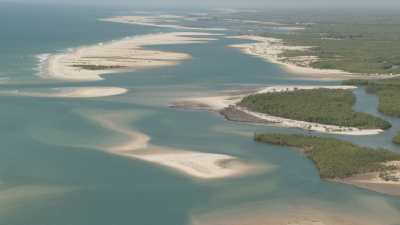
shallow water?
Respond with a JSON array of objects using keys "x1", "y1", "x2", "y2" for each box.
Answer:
[{"x1": 0, "y1": 3, "x2": 399, "y2": 225}]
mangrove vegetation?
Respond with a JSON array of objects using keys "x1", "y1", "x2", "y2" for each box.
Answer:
[
  {"x1": 238, "y1": 88, "x2": 391, "y2": 129},
  {"x1": 255, "y1": 133, "x2": 400, "y2": 179}
]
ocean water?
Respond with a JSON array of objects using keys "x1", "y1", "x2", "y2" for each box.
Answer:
[{"x1": 0, "y1": 3, "x2": 399, "y2": 225}]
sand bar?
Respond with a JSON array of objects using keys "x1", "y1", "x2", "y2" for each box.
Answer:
[
  {"x1": 172, "y1": 85, "x2": 384, "y2": 135},
  {"x1": 101, "y1": 15, "x2": 226, "y2": 31},
  {"x1": 40, "y1": 32, "x2": 218, "y2": 81},
  {"x1": 0, "y1": 87, "x2": 128, "y2": 98},
  {"x1": 90, "y1": 112, "x2": 255, "y2": 179}
]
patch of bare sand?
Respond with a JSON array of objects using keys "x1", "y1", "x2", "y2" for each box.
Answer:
[
  {"x1": 41, "y1": 32, "x2": 218, "y2": 81},
  {"x1": 0, "y1": 87, "x2": 128, "y2": 98},
  {"x1": 88, "y1": 111, "x2": 258, "y2": 179}
]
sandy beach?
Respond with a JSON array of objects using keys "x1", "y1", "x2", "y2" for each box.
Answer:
[
  {"x1": 229, "y1": 35, "x2": 400, "y2": 80},
  {"x1": 90, "y1": 112, "x2": 255, "y2": 179},
  {"x1": 229, "y1": 35, "x2": 353, "y2": 77},
  {"x1": 337, "y1": 161, "x2": 400, "y2": 196},
  {"x1": 100, "y1": 15, "x2": 226, "y2": 31},
  {"x1": 0, "y1": 87, "x2": 128, "y2": 98},
  {"x1": 40, "y1": 32, "x2": 218, "y2": 81},
  {"x1": 172, "y1": 85, "x2": 383, "y2": 135}
]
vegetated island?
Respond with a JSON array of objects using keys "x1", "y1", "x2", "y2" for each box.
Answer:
[
  {"x1": 255, "y1": 133, "x2": 400, "y2": 196},
  {"x1": 238, "y1": 88, "x2": 391, "y2": 130},
  {"x1": 344, "y1": 77, "x2": 400, "y2": 144},
  {"x1": 173, "y1": 85, "x2": 388, "y2": 135}
]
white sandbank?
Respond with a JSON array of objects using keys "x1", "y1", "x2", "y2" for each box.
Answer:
[
  {"x1": 91, "y1": 112, "x2": 255, "y2": 179},
  {"x1": 229, "y1": 35, "x2": 352, "y2": 76},
  {"x1": 0, "y1": 87, "x2": 128, "y2": 98},
  {"x1": 40, "y1": 32, "x2": 218, "y2": 81},
  {"x1": 173, "y1": 85, "x2": 384, "y2": 135},
  {"x1": 100, "y1": 15, "x2": 226, "y2": 31}
]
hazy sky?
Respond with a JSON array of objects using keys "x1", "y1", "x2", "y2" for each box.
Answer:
[{"x1": 2, "y1": 0, "x2": 400, "y2": 8}]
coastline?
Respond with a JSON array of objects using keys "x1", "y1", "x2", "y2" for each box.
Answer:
[
  {"x1": 100, "y1": 15, "x2": 226, "y2": 31},
  {"x1": 229, "y1": 35, "x2": 400, "y2": 80},
  {"x1": 335, "y1": 161, "x2": 400, "y2": 196},
  {"x1": 172, "y1": 85, "x2": 384, "y2": 135},
  {"x1": 40, "y1": 32, "x2": 218, "y2": 81}
]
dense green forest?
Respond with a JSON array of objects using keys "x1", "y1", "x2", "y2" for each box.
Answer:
[
  {"x1": 255, "y1": 133, "x2": 400, "y2": 179},
  {"x1": 344, "y1": 78, "x2": 400, "y2": 144},
  {"x1": 264, "y1": 23, "x2": 400, "y2": 75},
  {"x1": 238, "y1": 89, "x2": 391, "y2": 129}
]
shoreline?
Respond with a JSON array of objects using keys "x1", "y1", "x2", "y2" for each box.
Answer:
[
  {"x1": 255, "y1": 133, "x2": 400, "y2": 197},
  {"x1": 89, "y1": 112, "x2": 257, "y2": 180},
  {"x1": 335, "y1": 161, "x2": 400, "y2": 196},
  {"x1": 100, "y1": 15, "x2": 227, "y2": 31},
  {"x1": 40, "y1": 32, "x2": 218, "y2": 82},
  {"x1": 172, "y1": 85, "x2": 384, "y2": 135},
  {"x1": 229, "y1": 35, "x2": 400, "y2": 80}
]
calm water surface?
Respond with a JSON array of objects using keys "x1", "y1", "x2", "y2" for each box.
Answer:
[{"x1": 0, "y1": 3, "x2": 399, "y2": 225}]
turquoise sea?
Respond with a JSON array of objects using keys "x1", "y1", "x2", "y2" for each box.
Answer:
[{"x1": 0, "y1": 3, "x2": 399, "y2": 225}]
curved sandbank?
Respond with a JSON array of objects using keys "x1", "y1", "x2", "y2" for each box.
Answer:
[
  {"x1": 40, "y1": 32, "x2": 218, "y2": 81},
  {"x1": 0, "y1": 87, "x2": 128, "y2": 98},
  {"x1": 90, "y1": 112, "x2": 256, "y2": 179},
  {"x1": 229, "y1": 35, "x2": 350, "y2": 76},
  {"x1": 172, "y1": 85, "x2": 384, "y2": 135},
  {"x1": 100, "y1": 15, "x2": 227, "y2": 31},
  {"x1": 229, "y1": 35, "x2": 400, "y2": 80}
]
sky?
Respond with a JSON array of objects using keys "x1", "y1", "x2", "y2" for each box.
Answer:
[{"x1": 1, "y1": 0, "x2": 400, "y2": 8}]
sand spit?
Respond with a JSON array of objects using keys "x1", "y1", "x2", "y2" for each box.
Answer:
[
  {"x1": 0, "y1": 87, "x2": 128, "y2": 98},
  {"x1": 100, "y1": 15, "x2": 226, "y2": 31},
  {"x1": 229, "y1": 35, "x2": 351, "y2": 77},
  {"x1": 229, "y1": 35, "x2": 400, "y2": 80},
  {"x1": 337, "y1": 161, "x2": 400, "y2": 196},
  {"x1": 172, "y1": 85, "x2": 384, "y2": 135},
  {"x1": 40, "y1": 32, "x2": 218, "y2": 81},
  {"x1": 91, "y1": 112, "x2": 255, "y2": 179}
]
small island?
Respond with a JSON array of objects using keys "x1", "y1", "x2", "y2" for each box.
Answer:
[
  {"x1": 174, "y1": 85, "x2": 390, "y2": 135},
  {"x1": 238, "y1": 88, "x2": 391, "y2": 129},
  {"x1": 255, "y1": 133, "x2": 400, "y2": 196}
]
